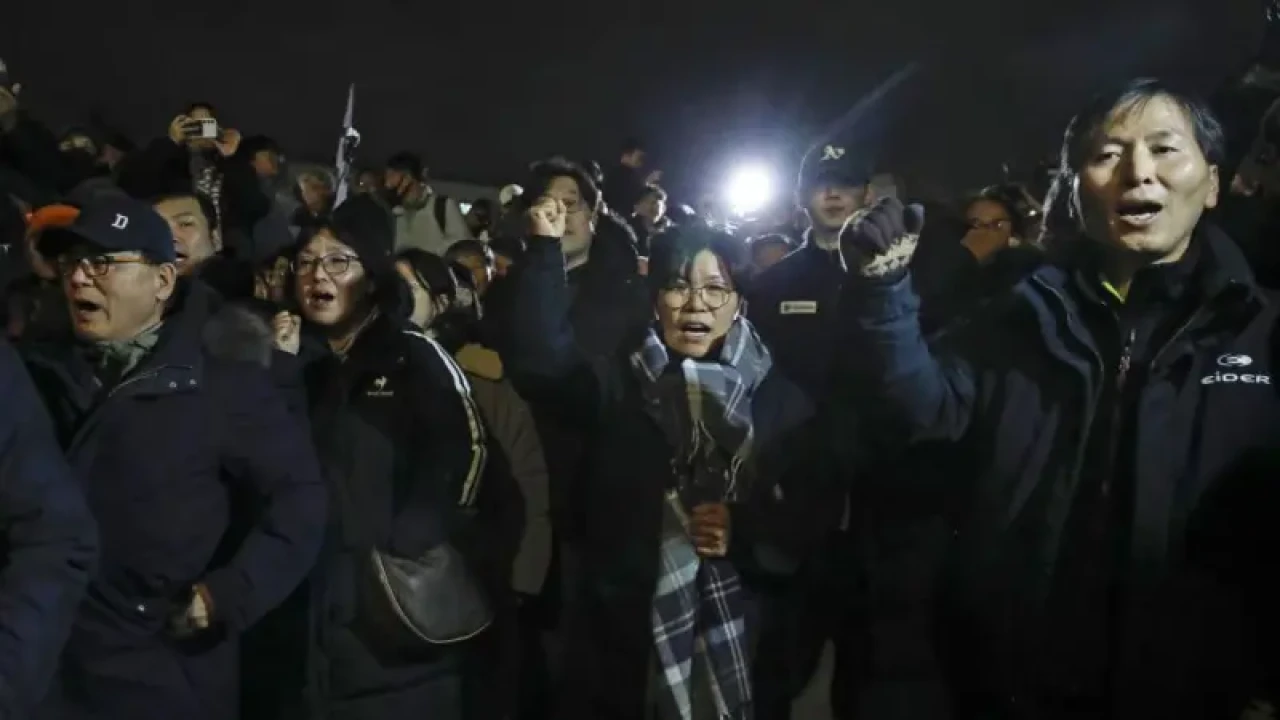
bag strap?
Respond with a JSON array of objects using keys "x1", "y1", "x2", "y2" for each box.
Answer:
[{"x1": 433, "y1": 194, "x2": 450, "y2": 234}]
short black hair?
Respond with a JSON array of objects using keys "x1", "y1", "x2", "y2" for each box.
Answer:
[
  {"x1": 525, "y1": 158, "x2": 601, "y2": 214},
  {"x1": 646, "y1": 223, "x2": 749, "y2": 299},
  {"x1": 186, "y1": 101, "x2": 217, "y2": 117},
  {"x1": 149, "y1": 191, "x2": 220, "y2": 232},
  {"x1": 966, "y1": 185, "x2": 1031, "y2": 240},
  {"x1": 386, "y1": 152, "x2": 425, "y2": 179},
  {"x1": 240, "y1": 135, "x2": 280, "y2": 158},
  {"x1": 396, "y1": 248, "x2": 456, "y2": 303},
  {"x1": 1043, "y1": 77, "x2": 1224, "y2": 246},
  {"x1": 620, "y1": 137, "x2": 645, "y2": 155},
  {"x1": 445, "y1": 239, "x2": 494, "y2": 267}
]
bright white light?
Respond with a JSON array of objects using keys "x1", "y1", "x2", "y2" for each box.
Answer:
[{"x1": 724, "y1": 164, "x2": 775, "y2": 217}]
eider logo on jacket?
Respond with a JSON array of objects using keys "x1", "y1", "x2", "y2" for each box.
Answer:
[
  {"x1": 367, "y1": 376, "x2": 394, "y2": 397},
  {"x1": 1203, "y1": 355, "x2": 1270, "y2": 385}
]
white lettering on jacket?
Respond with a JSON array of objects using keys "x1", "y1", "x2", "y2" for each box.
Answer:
[{"x1": 1201, "y1": 372, "x2": 1272, "y2": 385}]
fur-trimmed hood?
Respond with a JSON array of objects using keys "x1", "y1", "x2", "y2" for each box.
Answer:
[{"x1": 200, "y1": 297, "x2": 276, "y2": 369}]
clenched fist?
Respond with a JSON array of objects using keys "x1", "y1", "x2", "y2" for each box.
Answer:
[
  {"x1": 838, "y1": 197, "x2": 926, "y2": 280},
  {"x1": 689, "y1": 503, "x2": 731, "y2": 558},
  {"x1": 528, "y1": 196, "x2": 566, "y2": 239},
  {"x1": 272, "y1": 311, "x2": 302, "y2": 355}
]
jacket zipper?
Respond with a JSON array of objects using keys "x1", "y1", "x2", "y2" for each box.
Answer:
[
  {"x1": 1102, "y1": 329, "x2": 1136, "y2": 500},
  {"x1": 1031, "y1": 277, "x2": 1105, "y2": 483},
  {"x1": 68, "y1": 367, "x2": 179, "y2": 455},
  {"x1": 106, "y1": 368, "x2": 166, "y2": 399}
]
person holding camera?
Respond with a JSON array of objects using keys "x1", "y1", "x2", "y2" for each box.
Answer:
[{"x1": 116, "y1": 102, "x2": 270, "y2": 259}]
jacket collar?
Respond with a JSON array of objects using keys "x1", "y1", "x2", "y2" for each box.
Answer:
[
  {"x1": 1033, "y1": 222, "x2": 1263, "y2": 311},
  {"x1": 25, "y1": 279, "x2": 218, "y2": 400}
]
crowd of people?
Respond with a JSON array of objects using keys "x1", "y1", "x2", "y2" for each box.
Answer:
[{"x1": 5, "y1": 11, "x2": 1280, "y2": 720}]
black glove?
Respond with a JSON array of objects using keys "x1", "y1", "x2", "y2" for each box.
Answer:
[{"x1": 838, "y1": 197, "x2": 925, "y2": 280}]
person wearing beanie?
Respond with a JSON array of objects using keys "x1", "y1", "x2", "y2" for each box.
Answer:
[{"x1": 278, "y1": 192, "x2": 511, "y2": 720}]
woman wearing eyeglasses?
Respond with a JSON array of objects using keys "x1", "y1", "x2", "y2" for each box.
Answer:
[
  {"x1": 277, "y1": 196, "x2": 501, "y2": 720},
  {"x1": 502, "y1": 196, "x2": 834, "y2": 720}
]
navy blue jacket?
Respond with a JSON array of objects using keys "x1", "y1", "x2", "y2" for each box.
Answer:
[
  {"x1": 22, "y1": 280, "x2": 326, "y2": 720},
  {"x1": 839, "y1": 227, "x2": 1280, "y2": 718},
  {"x1": 0, "y1": 338, "x2": 97, "y2": 717},
  {"x1": 747, "y1": 240, "x2": 845, "y2": 401}
]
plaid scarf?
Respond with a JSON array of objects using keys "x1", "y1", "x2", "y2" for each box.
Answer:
[{"x1": 631, "y1": 317, "x2": 771, "y2": 720}]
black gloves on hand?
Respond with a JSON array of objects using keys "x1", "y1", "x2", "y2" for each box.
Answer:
[{"x1": 838, "y1": 197, "x2": 926, "y2": 281}]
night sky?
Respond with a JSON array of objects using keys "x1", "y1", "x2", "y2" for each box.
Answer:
[{"x1": 0, "y1": 0, "x2": 1261, "y2": 201}]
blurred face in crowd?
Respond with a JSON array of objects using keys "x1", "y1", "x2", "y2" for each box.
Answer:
[
  {"x1": 1076, "y1": 94, "x2": 1219, "y2": 265},
  {"x1": 465, "y1": 203, "x2": 492, "y2": 236},
  {"x1": 153, "y1": 195, "x2": 221, "y2": 276},
  {"x1": 59, "y1": 243, "x2": 176, "y2": 342},
  {"x1": 621, "y1": 149, "x2": 646, "y2": 170},
  {"x1": 546, "y1": 175, "x2": 594, "y2": 258},
  {"x1": 635, "y1": 190, "x2": 667, "y2": 225},
  {"x1": 294, "y1": 230, "x2": 371, "y2": 329},
  {"x1": 59, "y1": 133, "x2": 98, "y2": 157},
  {"x1": 251, "y1": 149, "x2": 280, "y2": 179},
  {"x1": 298, "y1": 173, "x2": 333, "y2": 215},
  {"x1": 383, "y1": 167, "x2": 419, "y2": 206},
  {"x1": 962, "y1": 199, "x2": 1015, "y2": 252},
  {"x1": 452, "y1": 250, "x2": 494, "y2": 297},
  {"x1": 396, "y1": 260, "x2": 447, "y2": 329},
  {"x1": 254, "y1": 256, "x2": 289, "y2": 304},
  {"x1": 806, "y1": 181, "x2": 869, "y2": 234},
  {"x1": 187, "y1": 105, "x2": 218, "y2": 153},
  {"x1": 101, "y1": 144, "x2": 127, "y2": 170},
  {"x1": 751, "y1": 239, "x2": 792, "y2": 275},
  {"x1": 656, "y1": 249, "x2": 740, "y2": 358},
  {"x1": 353, "y1": 169, "x2": 381, "y2": 196}
]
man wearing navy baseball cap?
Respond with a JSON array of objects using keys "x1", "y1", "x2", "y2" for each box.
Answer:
[
  {"x1": 23, "y1": 194, "x2": 325, "y2": 720},
  {"x1": 39, "y1": 196, "x2": 178, "y2": 345}
]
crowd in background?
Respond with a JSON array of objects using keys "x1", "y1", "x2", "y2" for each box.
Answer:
[{"x1": 5, "y1": 9, "x2": 1280, "y2": 720}]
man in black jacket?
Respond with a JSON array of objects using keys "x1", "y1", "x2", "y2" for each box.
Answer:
[{"x1": 0, "y1": 336, "x2": 97, "y2": 717}]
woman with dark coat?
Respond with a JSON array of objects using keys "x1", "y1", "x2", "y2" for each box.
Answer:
[
  {"x1": 501, "y1": 196, "x2": 840, "y2": 720},
  {"x1": 280, "y1": 196, "x2": 505, "y2": 719}
]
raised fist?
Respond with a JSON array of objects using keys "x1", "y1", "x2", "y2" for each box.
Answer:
[
  {"x1": 838, "y1": 197, "x2": 925, "y2": 279},
  {"x1": 527, "y1": 196, "x2": 566, "y2": 239}
]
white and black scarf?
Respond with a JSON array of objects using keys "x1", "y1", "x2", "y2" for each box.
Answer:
[{"x1": 631, "y1": 317, "x2": 771, "y2": 720}]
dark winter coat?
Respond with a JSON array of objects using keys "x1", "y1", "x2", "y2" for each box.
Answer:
[
  {"x1": 22, "y1": 280, "x2": 327, "y2": 720},
  {"x1": 301, "y1": 311, "x2": 519, "y2": 720},
  {"x1": 839, "y1": 225, "x2": 1280, "y2": 718},
  {"x1": 0, "y1": 338, "x2": 97, "y2": 717},
  {"x1": 502, "y1": 236, "x2": 843, "y2": 720}
]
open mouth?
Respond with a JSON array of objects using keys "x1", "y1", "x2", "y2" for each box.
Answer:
[
  {"x1": 71, "y1": 298, "x2": 102, "y2": 314},
  {"x1": 678, "y1": 321, "x2": 712, "y2": 341},
  {"x1": 1115, "y1": 199, "x2": 1164, "y2": 226},
  {"x1": 307, "y1": 290, "x2": 336, "y2": 308}
]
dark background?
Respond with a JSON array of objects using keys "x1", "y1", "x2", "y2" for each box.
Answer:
[{"x1": 0, "y1": 0, "x2": 1261, "y2": 201}]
